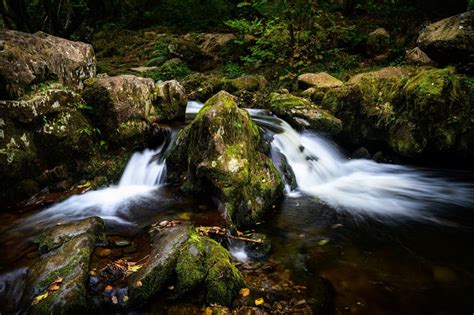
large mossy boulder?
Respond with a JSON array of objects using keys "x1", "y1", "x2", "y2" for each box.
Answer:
[
  {"x1": 24, "y1": 217, "x2": 105, "y2": 314},
  {"x1": 166, "y1": 91, "x2": 283, "y2": 227},
  {"x1": 175, "y1": 233, "x2": 244, "y2": 305},
  {"x1": 321, "y1": 67, "x2": 472, "y2": 159},
  {"x1": 417, "y1": 11, "x2": 474, "y2": 65},
  {"x1": 321, "y1": 67, "x2": 416, "y2": 145},
  {"x1": 390, "y1": 68, "x2": 472, "y2": 156},
  {"x1": 269, "y1": 92, "x2": 342, "y2": 135},
  {"x1": 0, "y1": 30, "x2": 96, "y2": 100}
]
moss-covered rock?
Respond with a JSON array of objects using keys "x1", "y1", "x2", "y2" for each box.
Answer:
[
  {"x1": 268, "y1": 92, "x2": 342, "y2": 135},
  {"x1": 181, "y1": 72, "x2": 224, "y2": 102},
  {"x1": 153, "y1": 80, "x2": 187, "y2": 121},
  {"x1": 321, "y1": 67, "x2": 473, "y2": 159},
  {"x1": 392, "y1": 68, "x2": 472, "y2": 156},
  {"x1": 128, "y1": 224, "x2": 190, "y2": 307},
  {"x1": 25, "y1": 217, "x2": 105, "y2": 314},
  {"x1": 175, "y1": 233, "x2": 244, "y2": 305},
  {"x1": 321, "y1": 67, "x2": 416, "y2": 145},
  {"x1": 166, "y1": 91, "x2": 283, "y2": 227},
  {"x1": 0, "y1": 30, "x2": 95, "y2": 100},
  {"x1": 223, "y1": 75, "x2": 267, "y2": 93}
]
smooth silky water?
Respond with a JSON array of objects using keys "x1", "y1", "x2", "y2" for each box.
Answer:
[{"x1": 1, "y1": 101, "x2": 473, "y2": 314}]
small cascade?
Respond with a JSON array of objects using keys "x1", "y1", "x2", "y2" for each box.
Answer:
[
  {"x1": 119, "y1": 147, "x2": 167, "y2": 187},
  {"x1": 253, "y1": 114, "x2": 474, "y2": 221},
  {"x1": 21, "y1": 144, "x2": 169, "y2": 227}
]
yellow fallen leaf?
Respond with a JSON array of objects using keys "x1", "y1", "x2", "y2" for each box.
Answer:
[
  {"x1": 240, "y1": 287, "x2": 250, "y2": 297},
  {"x1": 136, "y1": 281, "x2": 142, "y2": 287},
  {"x1": 255, "y1": 297, "x2": 264, "y2": 306},
  {"x1": 111, "y1": 296, "x2": 118, "y2": 304},
  {"x1": 123, "y1": 296, "x2": 129, "y2": 303},
  {"x1": 204, "y1": 307, "x2": 213, "y2": 315},
  {"x1": 90, "y1": 270, "x2": 97, "y2": 276},
  {"x1": 128, "y1": 264, "x2": 142, "y2": 272},
  {"x1": 32, "y1": 293, "x2": 48, "y2": 305}
]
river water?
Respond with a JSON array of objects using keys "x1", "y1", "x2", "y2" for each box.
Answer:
[{"x1": 1, "y1": 101, "x2": 473, "y2": 314}]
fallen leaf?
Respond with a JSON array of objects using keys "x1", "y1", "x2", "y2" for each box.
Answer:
[
  {"x1": 123, "y1": 296, "x2": 129, "y2": 303},
  {"x1": 90, "y1": 270, "x2": 97, "y2": 276},
  {"x1": 48, "y1": 283, "x2": 60, "y2": 291},
  {"x1": 240, "y1": 287, "x2": 250, "y2": 297},
  {"x1": 32, "y1": 293, "x2": 48, "y2": 305},
  {"x1": 318, "y1": 239, "x2": 329, "y2": 246},
  {"x1": 128, "y1": 264, "x2": 142, "y2": 272},
  {"x1": 111, "y1": 296, "x2": 118, "y2": 304},
  {"x1": 255, "y1": 297, "x2": 264, "y2": 305},
  {"x1": 136, "y1": 281, "x2": 142, "y2": 287},
  {"x1": 104, "y1": 285, "x2": 113, "y2": 292}
]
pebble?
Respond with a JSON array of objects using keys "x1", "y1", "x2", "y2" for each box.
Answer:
[
  {"x1": 96, "y1": 248, "x2": 112, "y2": 258},
  {"x1": 123, "y1": 245, "x2": 137, "y2": 254}
]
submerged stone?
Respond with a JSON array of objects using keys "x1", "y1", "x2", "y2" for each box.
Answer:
[
  {"x1": 25, "y1": 217, "x2": 105, "y2": 314},
  {"x1": 166, "y1": 91, "x2": 283, "y2": 227}
]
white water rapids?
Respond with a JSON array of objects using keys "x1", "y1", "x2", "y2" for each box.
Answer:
[{"x1": 21, "y1": 101, "x2": 474, "y2": 228}]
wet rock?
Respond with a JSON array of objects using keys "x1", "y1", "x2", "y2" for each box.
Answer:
[
  {"x1": 245, "y1": 233, "x2": 272, "y2": 259},
  {"x1": 108, "y1": 236, "x2": 131, "y2": 248},
  {"x1": 0, "y1": 30, "x2": 95, "y2": 100},
  {"x1": 25, "y1": 217, "x2": 105, "y2": 314},
  {"x1": 175, "y1": 233, "x2": 244, "y2": 305},
  {"x1": 166, "y1": 91, "x2": 284, "y2": 227},
  {"x1": 95, "y1": 248, "x2": 112, "y2": 258},
  {"x1": 297, "y1": 72, "x2": 343, "y2": 90},
  {"x1": 367, "y1": 27, "x2": 391, "y2": 56},
  {"x1": 352, "y1": 147, "x2": 371, "y2": 159},
  {"x1": 268, "y1": 93, "x2": 342, "y2": 135},
  {"x1": 128, "y1": 224, "x2": 190, "y2": 306},
  {"x1": 417, "y1": 11, "x2": 474, "y2": 65},
  {"x1": 123, "y1": 245, "x2": 137, "y2": 254},
  {"x1": 153, "y1": 80, "x2": 187, "y2": 122},
  {"x1": 405, "y1": 47, "x2": 437, "y2": 66},
  {"x1": 34, "y1": 217, "x2": 106, "y2": 254}
]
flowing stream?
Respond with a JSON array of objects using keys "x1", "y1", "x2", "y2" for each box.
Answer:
[{"x1": 2, "y1": 101, "x2": 474, "y2": 314}]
